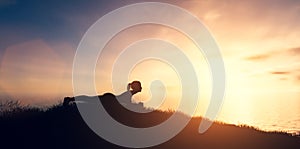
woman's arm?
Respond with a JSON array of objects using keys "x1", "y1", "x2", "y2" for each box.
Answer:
[{"x1": 127, "y1": 83, "x2": 131, "y2": 91}]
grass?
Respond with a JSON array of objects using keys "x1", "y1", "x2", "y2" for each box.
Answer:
[{"x1": 0, "y1": 95, "x2": 299, "y2": 149}]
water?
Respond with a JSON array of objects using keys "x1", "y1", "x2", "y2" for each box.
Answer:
[{"x1": 216, "y1": 98, "x2": 300, "y2": 135}]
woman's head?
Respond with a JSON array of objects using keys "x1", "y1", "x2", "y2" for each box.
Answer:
[{"x1": 130, "y1": 81, "x2": 142, "y2": 92}]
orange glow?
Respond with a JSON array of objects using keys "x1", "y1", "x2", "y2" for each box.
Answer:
[{"x1": 0, "y1": 40, "x2": 74, "y2": 104}]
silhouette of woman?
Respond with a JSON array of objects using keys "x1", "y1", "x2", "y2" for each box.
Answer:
[
  {"x1": 116, "y1": 81, "x2": 142, "y2": 106},
  {"x1": 63, "y1": 81, "x2": 142, "y2": 107}
]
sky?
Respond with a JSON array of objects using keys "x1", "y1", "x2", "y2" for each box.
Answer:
[{"x1": 0, "y1": 0, "x2": 300, "y2": 122}]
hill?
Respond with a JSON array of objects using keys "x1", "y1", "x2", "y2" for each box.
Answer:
[{"x1": 0, "y1": 94, "x2": 299, "y2": 149}]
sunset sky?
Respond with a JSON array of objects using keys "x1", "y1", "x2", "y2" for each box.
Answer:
[{"x1": 0, "y1": 0, "x2": 300, "y2": 130}]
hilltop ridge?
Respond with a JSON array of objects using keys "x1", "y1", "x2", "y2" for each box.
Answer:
[{"x1": 0, "y1": 94, "x2": 299, "y2": 149}]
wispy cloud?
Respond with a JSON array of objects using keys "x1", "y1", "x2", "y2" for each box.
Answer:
[
  {"x1": 245, "y1": 54, "x2": 271, "y2": 61},
  {"x1": 270, "y1": 71, "x2": 290, "y2": 75},
  {"x1": 288, "y1": 47, "x2": 300, "y2": 55},
  {"x1": 245, "y1": 46, "x2": 300, "y2": 62},
  {"x1": 296, "y1": 75, "x2": 300, "y2": 81},
  {"x1": 243, "y1": 46, "x2": 300, "y2": 84}
]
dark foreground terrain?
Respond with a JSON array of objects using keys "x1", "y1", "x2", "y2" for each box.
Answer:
[{"x1": 0, "y1": 94, "x2": 299, "y2": 149}]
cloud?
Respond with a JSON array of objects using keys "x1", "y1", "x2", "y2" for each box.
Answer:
[
  {"x1": 245, "y1": 54, "x2": 271, "y2": 61},
  {"x1": 288, "y1": 47, "x2": 300, "y2": 55},
  {"x1": 270, "y1": 71, "x2": 290, "y2": 75},
  {"x1": 245, "y1": 46, "x2": 300, "y2": 62},
  {"x1": 245, "y1": 46, "x2": 300, "y2": 83},
  {"x1": 296, "y1": 75, "x2": 300, "y2": 81},
  {"x1": 268, "y1": 70, "x2": 300, "y2": 83},
  {"x1": 269, "y1": 68, "x2": 300, "y2": 83}
]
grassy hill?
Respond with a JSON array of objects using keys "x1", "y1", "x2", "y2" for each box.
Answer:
[{"x1": 0, "y1": 94, "x2": 299, "y2": 149}]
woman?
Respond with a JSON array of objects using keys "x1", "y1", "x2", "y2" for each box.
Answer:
[{"x1": 116, "y1": 81, "x2": 142, "y2": 105}]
